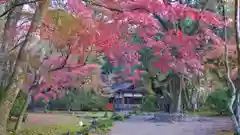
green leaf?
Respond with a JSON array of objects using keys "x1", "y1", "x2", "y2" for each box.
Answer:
[
  {"x1": 132, "y1": 33, "x2": 142, "y2": 43},
  {"x1": 184, "y1": 16, "x2": 193, "y2": 26},
  {"x1": 155, "y1": 33, "x2": 163, "y2": 41}
]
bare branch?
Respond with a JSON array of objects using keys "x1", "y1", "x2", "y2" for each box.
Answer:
[
  {"x1": 4, "y1": 0, "x2": 49, "y2": 91},
  {"x1": 0, "y1": 0, "x2": 42, "y2": 18},
  {"x1": 222, "y1": 0, "x2": 239, "y2": 130},
  {"x1": 89, "y1": 2, "x2": 123, "y2": 12},
  {"x1": 9, "y1": 40, "x2": 24, "y2": 52},
  {"x1": 49, "y1": 46, "x2": 93, "y2": 72},
  {"x1": 49, "y1": 44, "x2": 71, "y2": 72}
]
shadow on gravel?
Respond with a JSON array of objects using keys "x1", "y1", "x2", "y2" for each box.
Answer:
[
  {"x1": 108, "y1": 113, "x2": 233, "y2": 135},
  {"x1": 149, "y1": 113, "x2": 216, "y2": 123},
  {"x1": 123, "y1": 113, "x2": 216, "y2": 123}
]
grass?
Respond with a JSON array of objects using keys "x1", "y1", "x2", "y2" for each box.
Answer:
[
  {"x1": 186, "y1": 110, "x2": 231, "y2": 117},
  {"x1": 216, "y1": 130, "x2": 234, "y2": 135},
  {"x1": 7, "y1": 111, "x2": 114, "y2": 135},
  {"x1": 7, "y1": 113, "x2": 81, "y2": 135},
  {"x1": 186, "y1": 110, "x2": 220, "y2": 116},
  {"x1": 9, "y1": 124, "x2": 82, "y2": 135},
  {"x1": 185, "y1": 106, "x2": 231, "y2": 117}
]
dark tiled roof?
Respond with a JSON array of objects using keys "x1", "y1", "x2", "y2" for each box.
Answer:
[{"x1": 111, "y1": 83, "x2": 133, "y2": 91}]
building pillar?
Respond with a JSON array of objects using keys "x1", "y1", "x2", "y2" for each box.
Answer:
[{"x1": 121, "y1": 92, "x2": 124, "y2": 111}]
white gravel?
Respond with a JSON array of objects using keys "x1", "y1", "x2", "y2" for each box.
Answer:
[{"x1": 108, "y1": 115, "x2": 233, "y2": 135}]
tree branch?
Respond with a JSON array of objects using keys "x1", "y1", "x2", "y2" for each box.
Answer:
[
  {"x1": 49, "y1": 44, "x2": 71, "y2": 72},
  {"x1": 89, "y1": 2, "x2": 123, "y2": 12},
  {"x1": 4, "y1": 0, "x2": 49, "y2": 91},
  {"x1": 221, "y1": 0, "x2": 239, "y2": 130},
  {"x1": 49, "y1": 44, "x2": 95, "y2": 72},
  {"x1": 0, "y1": 0, "x2": 42, "y2": 18}
]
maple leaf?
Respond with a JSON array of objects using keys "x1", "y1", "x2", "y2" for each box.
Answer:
[
  {"x1": 29, "y1": 0, "x2": 236, "y2": 101},
  {"x1": 68, "y1": 0, "x2": 93, "y2": 18}
]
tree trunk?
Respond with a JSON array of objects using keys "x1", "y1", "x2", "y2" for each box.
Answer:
[
  {"x1": 143, "y1": 76, "x2": 154, "y2": 95},
  {"x1": 14, "y1": 91, "x2": 32, "y2": 131},
  {"x1": 0, "y1": 0, "x2": 23, "y2": 103},
  {"x1": 148, "y1": 77, "x2": 155, "y2": 95},
  {"x1": 0, "y1": 73, "x2": 24, "y2": 135},
  {"x1": 0, "y1": 1, "x2": 49, "y2": 134},
  {"x1": 191, "y1": 88, "x2": 199, "y2": 112},
  {"x1": 169, "y1": 74, "x2": 181, "y2": 113},
  {"x1": 183, "y1": 86, "x2": 192, "y2": 110},
  {"x1": 176, "y1": 76, "x2": 183, "y2": 113},
  {"x1": 230, "y1": 0, "x2": 240, "y2": 134}
]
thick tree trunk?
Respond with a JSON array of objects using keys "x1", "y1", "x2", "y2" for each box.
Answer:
[
  {"x1": 0, "y1": 1, "x2": 49, "y2": 134},
  {"x1": 14, "y1": 91, "x2": 32, "y2": 131},
  {"x1": 176, "y1": 76, "x2": 183, "y2": 113},
  {"x1": 230, "y1": 0, "x2": 240, "y2": 134},
  {"x1": 148, "y1": 77, "x2": 155, "y2": 95},
  {"x1": 169, "y1": 74, "x2": 181, "y2": 113},
  {"x1": 182, "y1": 87, "x2": 192, "y2": 110},
  {"x1": 0, "y1": 75, "x2": 23, "y2": 135}
]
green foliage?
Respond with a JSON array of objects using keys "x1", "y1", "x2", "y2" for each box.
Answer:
[
  {"x1": 138, "y1": 47, "x2": 155, "y2": 68},
  {"x1": 10, "y1": 92, "x2": 27, "y2": 117},
  {"x1": 141, "y1": 95, "x2": 157, "y2": 112},
  {"x1": 101, "y1": 56, "x2": 114, "y2": 74},
  {"x1": 101, "y1": 56, "x2": 124, "y2": 74},
  {"x1": 10, "y1": 125, "x2": 80, "y2": 135},
  {"x1": 209, "y1": 26, "x2": 234, "y2": 41},
  {"x1": 179, "y1": 18, "x2": 199, "y2": 35},
  {"x1": 35, "y1": 99, "x2": 48, "y2": 107},
  {"x1": 10, "y1": 118, "x2": 114, "y2": 135},
  {"x1": 206, "y1": 88, "x2": 231, "y2": 115},
  {"x1": 123, "y1": 112, "x2": 132, "y2": 119},
  {"x1": 132, "y1": 106, "x2": 139, "y2": 114},
  {"x1": 97, "y1": 119, "x2": 113, "y2": 130},
  {"x1": 155, "y1": 33, "x2": 163, "y2": 41},
  {"x1": 80, "y1": 119, "x2": 114, "y2": 134},
  {"x1": 44, "y1": 109, "x2": 50, "y2": 113},
  {"x1": 132, "y1": 33, "x2": 142, "y2": 43},
  {"x1": 48, "y1": 90, "x2": 108, "y2": 111},
  {"x1": 186, "y1": 106, "x2": 219, "y2": 116},
  {"x1": 111, "y1": 113, "x2": 124, "y2": 121},
  {"x1": 0, "y1": 87, "x2": 5, "y2": 103},
  {"x1": 103, "y1": 112, "x2": 108, "y2": 118},
  {"x1": 71, "y1": 90, "x2": 108, "y2": 111},
  {"x1": 49, "y1": 96, "x2": 71, "y2": 110}
]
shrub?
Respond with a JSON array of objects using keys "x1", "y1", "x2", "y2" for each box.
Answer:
[
  {"x1": 49, "y1": 97, "x2": 70, "y2": 110},
  {"x1": 71, "y1": 90, "x2": 108, "y2": 111},
  {"x1": 34, "y1": 99, "x2": 48, "y2": 108},
  {"x1": 44, "y1": 109, "x2": 50, "y2": 113},
  {"x1": 131, "y1": 106, "x2": 142, "y2": 115},
  {"x1": 97, "y1": 119, "x2": 113, "y2": 129},
  {"x1": 103, "y1": 112, "x2": 108, "y2": 118},
  {"x1": 206, "y1": 88, "x2": 231, "y2": 115},
  {"x1": 48, "y1": 90, "x2": 108, "y2": 111},
  {"x1": 141, "y1": 95, "x2": 157, "y2": 112},
  {"x1": 123, "y1": 114, "x2": 131, "y2": 119},
  {"x1": 10, "y1": 92, "x2": 27, "y2": 117},
  {"x1": 111, "y1": 113, "x2": 124, "y2": 121}
]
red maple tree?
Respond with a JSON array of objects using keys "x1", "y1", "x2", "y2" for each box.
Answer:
[
  {"x1": 25, "y1": 0, "x2": 231, "y2": 101},
  {"x1": 67, "y1": 0, "x2": 230, "y2": 77}
]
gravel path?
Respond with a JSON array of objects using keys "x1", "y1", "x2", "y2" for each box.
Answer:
[{"x1": 108, "y1": 115, "x2": 233, "y2": 135}]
